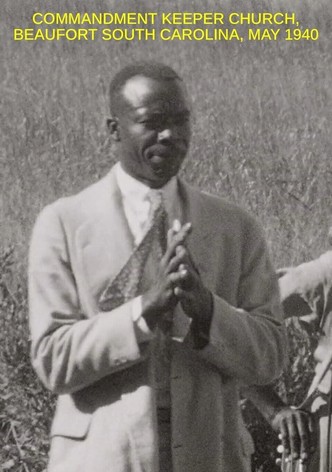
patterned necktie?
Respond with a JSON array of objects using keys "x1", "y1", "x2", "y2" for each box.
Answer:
[{"x1": 99, "y1": 191, "x2": 167, "y2": 312}]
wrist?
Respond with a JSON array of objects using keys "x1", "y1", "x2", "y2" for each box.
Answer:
[
  {"x1": 194, "y1": 288, "x2": 213, "y2": 324},
  {"x1": 141, "y1": 293, "x2": 157, "y2": 330},
  {"x1": 141, "y1": 292, "x2": 168, "y2": 330},
  {"x1": 192, "y1": 289, "x2": 213, "y2": 349}
]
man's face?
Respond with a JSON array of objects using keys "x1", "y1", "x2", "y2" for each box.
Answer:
[{"x1": 111, "y1": 75, "x2": 191, "y2": 188}]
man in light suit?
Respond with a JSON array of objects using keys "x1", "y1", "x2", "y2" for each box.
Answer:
[{"x1": 28, "y1": 62, "x2": 286, "y2": 472}]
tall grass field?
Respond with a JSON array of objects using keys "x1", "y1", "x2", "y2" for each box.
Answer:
[{"x1": 0, "y1": 0, "x2": 331, "y2": 470}]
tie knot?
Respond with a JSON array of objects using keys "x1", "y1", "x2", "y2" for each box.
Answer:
[
  {"x1": 148, "y1": 188, "x2": 163, "y2": 204},
  {"x1": 148, "y1": 189, "x2": 164, "y2": 217}
]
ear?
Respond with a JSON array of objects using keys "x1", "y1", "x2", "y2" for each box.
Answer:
[{"x1": 107, "y1": 117, "x2": 121, "y2": 141}]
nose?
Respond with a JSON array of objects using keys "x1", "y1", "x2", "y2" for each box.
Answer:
[{"x1": 157, "y1": 127, "x2": 172, "y2": 143}]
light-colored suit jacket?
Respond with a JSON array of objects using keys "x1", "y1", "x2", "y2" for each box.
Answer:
[{"x1": 29, "y1": 167, "x2": 286, "y2": 472}]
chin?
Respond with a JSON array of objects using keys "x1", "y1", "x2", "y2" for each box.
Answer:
[
  {"x1": 151, "y1": 172, "x2": 174, "y2": 187},
  {"x1": 148, "y1": 177, "x2": 170, "y2": 189}
]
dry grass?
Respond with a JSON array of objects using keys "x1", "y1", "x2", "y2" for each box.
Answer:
[{"x1": 0, "y1": 0, "x2": 331, "y2": 470}]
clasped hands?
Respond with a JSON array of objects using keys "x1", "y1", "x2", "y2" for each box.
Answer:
[{"x1": 141, "y1": 219, "x2": 213, "y2": 335}]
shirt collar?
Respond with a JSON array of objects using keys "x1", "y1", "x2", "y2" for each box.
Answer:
[{"x1": 115, "y1": 161, "x2": 177, "y2": 206}]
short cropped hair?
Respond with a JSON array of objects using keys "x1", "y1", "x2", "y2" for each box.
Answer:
[{"x1": 109, "y1": 62, "x2": 182, "y2": 114}]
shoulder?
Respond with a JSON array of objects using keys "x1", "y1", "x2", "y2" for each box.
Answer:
[
  {"x1": 179, "y1": 179, "x2": 264, "y2": 241},
  {"x1": 280, "y1": 250, "x2": 332, "y2": 293},
  {"x1": 317, "y1": 250, "x2": 332, "y2": 269},
  {"x1": 34, "y1": 171, "x2": 113, "y2": 229},
  {"x1": 284, "y1": 250, "x2": 332, "y2": 276}
]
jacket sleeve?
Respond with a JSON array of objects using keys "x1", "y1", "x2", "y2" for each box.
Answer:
[
  {"x1": 198, "y1": 221, "x2": 287, "y2": 385},
  {"x1": 28, "y1": 204, "x2": 150, "y2": 395}
]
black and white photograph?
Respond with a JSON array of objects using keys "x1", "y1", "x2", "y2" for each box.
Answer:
[{"x1": 0, "y1": 1, "x2": 331, "y2": 471}]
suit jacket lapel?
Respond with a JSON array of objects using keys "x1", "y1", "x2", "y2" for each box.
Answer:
[
  {"x1": 177, "y1": 179, "x2": 217, "y2": 289},
  {"x1": 78, "y1": 167, "x2": 135, "y2": 303},
  {"x1": 171, "y1": 180, "x2": 219, "y2": 341}
]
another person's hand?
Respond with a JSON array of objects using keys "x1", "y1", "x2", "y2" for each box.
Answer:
[{"x1": 272, "y1": 407, "x2": 316, "y2": 463}]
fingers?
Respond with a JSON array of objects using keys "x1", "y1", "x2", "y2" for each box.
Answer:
[
  {"x1": 174, "y1": 285, "x2": 192, "y2": 300},
  {"x1": 168, "y1": 268, "x2": 189, "y2": 286},
  {"x1": 176, "y1": 245, "x2": 198, "y2": 272},
  {"x1": 293, "y1": 410, "x2": 315, "y2": 461},
  {"x1": 296, "y1": 411, "x2": 310, "y2": 461},
  {"x1": 166, "y1": 246, "x2": 189, "y2": 274},
  {"x1": 307, "y1": 409, "x2": 315, "y2": 435},
  {"x1": 168, "y1": 220, "x2": 191, "y2": 248},
  {"x1": 287, "y1": 413, "x2": 300, "y2": 460},
  {"x1": 303, "y1": 410, "x2": 316, "y2": 456},
  {"x1": 164, "y1": 224, "x2": 194, "y2": 275},
  {"x1": 162, "y1": 220, "x2": 201, "y2": 301},
  {"x1": 164, "y1": 220, "x2": 191, "y2": 263},
  {"x1": 164, "y1": 220, "x2": 200, "y2": 278},
  {"x1": 170, "y1": 218, "x2": 182, "y2": 237},
  {"x1": 279, "y1": 416, "x2": 292, "y2": 457},
  {"x1": 277, "y1": 409, "x2": 315, "y2": 464}
]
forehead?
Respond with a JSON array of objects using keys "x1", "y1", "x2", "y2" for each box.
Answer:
[{"x1": 119, "y1": 75, "x2": 190, "y2": 114}]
